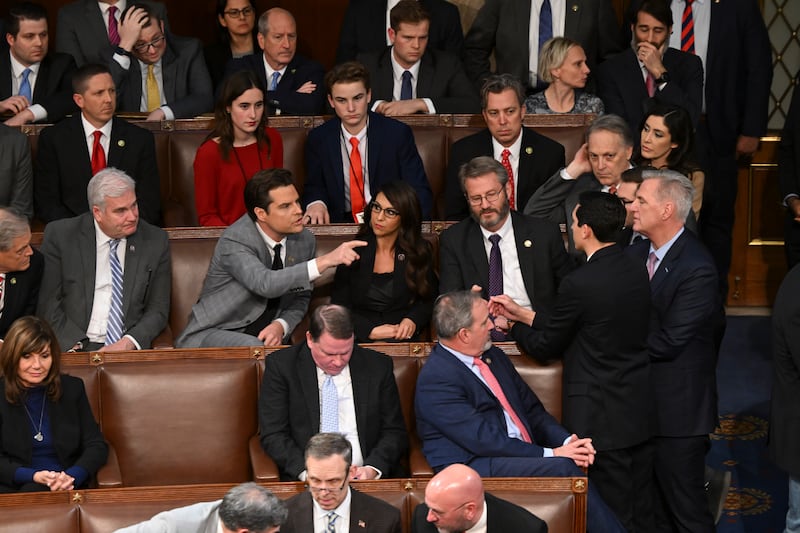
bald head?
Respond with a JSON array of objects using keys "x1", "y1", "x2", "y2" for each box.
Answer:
[{"x1": 424, "y1": 465, "x2": 485, "y2": 532}]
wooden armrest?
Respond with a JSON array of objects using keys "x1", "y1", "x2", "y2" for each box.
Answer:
[
  {"x1": 96, "y1": 444, "x2": 123, "y2": 488},
  {"x1": 249, "y1": 435, "x2": 280, "y2": 481}
]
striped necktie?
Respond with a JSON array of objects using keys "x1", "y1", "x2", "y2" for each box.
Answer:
[
  {"x1": 681, "y1": 0, "x2": 696, "y2": 54},
  {"x1": 106, "y1": 239, "x2": 124, "y2": 345}
]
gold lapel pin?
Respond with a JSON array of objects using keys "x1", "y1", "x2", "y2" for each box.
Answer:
[
  {"x1": 10, "y1": 277, "x2": 17, "y2": 285},
  {"x1": 525, "y1": 146, "x2": 533, "y2": 155},
  {"x1": 524, "y1": 240, "x2": 532, "y2": 248},
  {"x1": 117, "y1": 140, "x2": 125, "y2": 147},
  {"x1": 571, "y1": 4, "x2": 579, "y2": 12}
]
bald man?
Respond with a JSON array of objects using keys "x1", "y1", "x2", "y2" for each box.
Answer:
[{"x1": 412, "y1": 464, "x2": 547, "y2": 533}]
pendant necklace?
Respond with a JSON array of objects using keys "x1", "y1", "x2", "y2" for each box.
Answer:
[{"x1": 23, "y1": 397, "x2": 46, "y2": 442}]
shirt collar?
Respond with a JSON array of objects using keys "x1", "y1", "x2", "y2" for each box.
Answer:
[
  {"x1": 263, "y1": 55, "x2": 288, "y2": 79},
  {"x1": 254, "y1": 220, "x2": 287, "y2": 251},
  {"x1": 478, "y1": 211, "x2": 513, "y2": 243},
  {"x1": 491, "y1": 128, "x2": 523, "y2": 159},
  {"x1": 312, "y1": 485, "x2": 353, "y2": 521},
  {"x1": 390, "y1": 48, "x2": 421, "y2": 80},
  {"x1": 340, "y1": 121, "x2": 368, "y2": 143},
  {"x1": 649, "y1": 226, "x2": 685, "y2": 261},
  {"x1": 81, "y1": 113, "x2": 113, "y2": 138},
  {"x1": 465, "y1": 499, "x2": 488, "y2": 533},
  {"x1": 93, "y1": 219, "x2": 127, "y2": 248},
  {"x1": 99, "y1": 0, "x2": 127, "y2": 16},
  {"x1": 8, "y1": 51, "x2": 40, "y2": 78}
]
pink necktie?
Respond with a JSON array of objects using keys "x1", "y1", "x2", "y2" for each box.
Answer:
[
  {"x1": 473, "y1": 356, "x2": 532, "y2": 443},
  {"x1": 647, "y1": 251, "x2": 659, "y2": 280},
  {"x1": 645, "y1": 72, "x2": 656, "y2": 97},
  {"x1": 108, "y1": 6, "x2": 120, "y2": 46}
]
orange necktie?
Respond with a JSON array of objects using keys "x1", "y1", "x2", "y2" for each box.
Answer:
[{"x1": 349, "y1": 137, "x2": 365, "y2": 222}]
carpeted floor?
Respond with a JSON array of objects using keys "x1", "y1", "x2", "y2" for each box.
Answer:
[{"x1": 710, "y1": 315, "x2": 789, "y2": 532}]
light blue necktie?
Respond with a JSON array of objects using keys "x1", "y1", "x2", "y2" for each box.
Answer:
[
  {"x1": 106, "y1": 239, "x2": 124, "y2": 345},
  {"x1": 320, "y1": 374, "x2": 339, "y2": 432},
  {"x1": 269, "y1": 71, "x2": 281, "y2": 91},
  {"x1": 326, "y1": 511, "x2": 338, "y2": 533},
  {"x1": 400, "y1": 70, "x2": 412, "y2": 100},
  {"x1": 19, "y1": 68, "x2": 32, "y2": 102}
]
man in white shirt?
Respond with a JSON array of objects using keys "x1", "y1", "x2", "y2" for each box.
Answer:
[
  {"x1": 259, "y1": 305, "x2": 408, "y2": 481},
  {"x1": 280, "y1": 433, "x2": 402, "y2": 533}
]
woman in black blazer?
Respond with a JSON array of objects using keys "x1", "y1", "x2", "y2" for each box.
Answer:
[
  {"x1": 0, "y1": 316, "x2": 107, "y2": 493},
  {"x1": 331, "y1": 181, "x2": 438, "y2": 342}
]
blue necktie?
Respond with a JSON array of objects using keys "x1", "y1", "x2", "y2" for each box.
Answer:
[
  {"x1": 269, "y1": 71, "x2": 280, "y2": 91},
  {"x1": 400, "y1": 70, "x2": 412, "y2": 100},
  {"x1": 320, "y1": 374, "x2": 339, "y2": 432},
  {"x1": 106, "y1": 239, "x2": 124, "y2": 345},
  {"x1": 538, "y1": 0, "x2": 553, "y2": 52},
  {"x1": 19, "y1": 68, "x2": 32, "y2": 102},
  {"x1": 326, "y1": 511, "x2": 338, "y2": 533}
]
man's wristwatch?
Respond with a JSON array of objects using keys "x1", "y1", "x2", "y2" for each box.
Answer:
[
  {"x1": 655, "y1": 71, "x2": 670, "y2": 84},
  {"x1": 114, "y1": 46, "x2": 132, "y2": 57}
]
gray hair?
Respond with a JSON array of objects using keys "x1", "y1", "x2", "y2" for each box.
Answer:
[
  {"x1": 458, "y1": 156, "x2": 508, "y2": 195},
  {"x1": 433, "y1": 291, "x2": 482, "y2": 339},
  {"x1": 641, "y1": 169, "x2": 694, "y2": 222},
  {"x1": 585, "y1": 114, "x2": 635, "y2": 148},
  {"x1": 87, "y1": 168, "x2": 136, "y2": 210},
  {"x1": 0, "y1": 207, "x2": 30, "y2": 251},
  {"x1": 538, "y1": 37, "x2": 581, "y2": 83},
  {"x1": 258, "y1": 7, "x2": 294, "y2": 35},
  {"x1": 479, "y1": 73, "x2": 525, "y2": 109},
  {"x1": 219, "y1": 483, "x2": 288, "y2": 532},
  {"x1": 305, "y1": 432, "x2": 353, "y2": 468}
]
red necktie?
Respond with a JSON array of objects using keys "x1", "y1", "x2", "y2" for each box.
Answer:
[
  {"x1": 91, "y1": 131, "x2": 107, "y2": 176},
  {"x1": 645, "y1": 72, "x2": 656, "y2": 97},
  {"x1": 608, "y1": 184, "x2": 618, "y2": 195},
  {"x1": 108, "y1": 6, "x2": 120, "y2": 46},
  {"x1": 348, "y1": 137, "x2": 365, "y2": 222},
  {"x1": 681, "y1": 0, "x2": 695, "y2": 54},
  {"x1": 500, "y1": 149, "x2": 515, "y2": 210},
  {"x1": 473, "y1": 356, "x2": 532, "y2": 443}
]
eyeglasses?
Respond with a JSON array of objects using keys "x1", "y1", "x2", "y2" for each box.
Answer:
[
  {"x1": 370, "y1": 202, "x2": 400, "y2": 219},
  {"x1": 224, "y1": 6, "x2": 254, "y2": 18},
  {"x1": 466, "y1": 187, "x2": 505, "y2": 206},
  {"x1": 305, "y1": 477, "x2": 348, "y2": 494},
  {"x1": 133, "y1": 35, "x2": 165, "y2": 54},
  {"x1": 427, "y1": 501, "x2": 470, "y2": 518}
]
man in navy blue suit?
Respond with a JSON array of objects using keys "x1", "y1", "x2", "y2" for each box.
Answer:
[
  {"x1": 629, "y1": 169, "x2": 722, "y2": 532},
  {"x1": 415, "y1": 290, "x2": 625, "y2": 532},
  {"x1": 303, "y1": 61, "x2": 432, "y2": 223}
]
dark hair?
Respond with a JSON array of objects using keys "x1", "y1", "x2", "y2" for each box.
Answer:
[
  {"x1": 121, "y1": 3, "x2": 161, "y2": 27},
  {"x1": 72, "y1": 63, "x2": 112, "y2": 94},
  {"x1": 308, "y1": 305, "x2": 354, "y2": 341},
  {"x1": 390, "y1": 0, "x2": 430, "y2": 30},
  {"x1": 7, "y1": 2, "x2": 47, "y2": 36},
  {"x1": 480, "y1": 74, "x2": 525, "y2": 109},
  {"x1": 620, "y1": 166, "x2": 646, "y2": 185},
  {"x1": 215, "y1": 0, "x2": 257, "y2": 44},
  {"x1": 243, "y1": 168, "x2": 296, "y2": 220},
  {"x1": 634, "y1": 103, "x2": 699, "y2": 174},
  {"x1": 632, "y1": 0, "x2": 673, "y2": 28},
  {"x1": 575, "y1": 190, "x2": 625, "y2": 243},
  {"x1": 1, "y1": 316, "x2": 62, "y2": 404},
  {"x1": 324, "y1": 61, "x2": 371, "y2": 95},
  {"x1": 209, "y1": 70, "x2": 271, "y2": 160},
  {"x1": 218, "y1": 483, "x2": 288, "y2": 531},
  {"x1": 361, "y1": 181, "x2": 434, "y2": 301}
]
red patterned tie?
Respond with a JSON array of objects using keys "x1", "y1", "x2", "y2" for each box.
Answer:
[
  {"x1": 91, "y1": 131, "x2": 107, "y2": 176},
  {"x1": 349, "y1": 137, "x2": 365, "y2": 222},
  {"x1": 108, "y1": 6, "x2": 120, "y2": 46},
  {"x1": 681, "y1": 0, "x2": 695, "y2": 54},
  {"x1": 473, "y1": 356, "x2": 532, "y2": 443},
  {"x1": 645, "y1": 72, "x2": 656, "y2": 97},
  {"x1": 500, "y1": 149, "x2": 515, "y2": 209},
  {"x1": 608, "y1": 184, "x2": 618, "y2": 195}
]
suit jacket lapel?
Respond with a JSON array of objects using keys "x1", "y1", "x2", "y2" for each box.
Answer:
[
  {"x1": 32, "y1": 57, "x2": 52, "y2": 102},
  {"x1": 366, "y1": 114, "x2": 380, "y2": 193},
  {"x1": 121, "y1": 232, "x2": 141, "y2": 321},
  {"x1": 510, "y1": 212, "x2": 536, "y2": 301},
  {"x1": 374, "y1": 49, "x2": 395, "y2": 100},
  {"x1": 79, "y1": 215, "x2": 98, "y2": 326},
  {"x1": 623, "y1": 49, "x2": 648, "y2": 98},
  {"x1": 466, "y1": 221, "x2": 489, "y2": 296},
  {"x1": 299, "y1": 346, "x2": 321, "y2": 427},
  {"x1": 85, "y1": 0, "x2": 110, "y2": 51},
  {"x1": 0, "y1": 53, "x2": 13, "y2": 98},
  {"x1": 348, "y1": 349, "x2": 372, "y2": 450},
  {"x1": 416, "y1": 53, "x2": 434, "y2": 96},
  {"x1": 161, "y1": 44, "x2": 177, "y2": 103},
  {"x1": 650, "y1": 231, "x2": 688, "y2": 293},
  {"x1": 564, "y1": 0, "x2": 586, "y2": 37},
  {"x1": 516, "y1": 129, "x2": 538, "y2": 203},
  {"x1": 327, "y1": 119, "x2": 347, "y2": 217}
]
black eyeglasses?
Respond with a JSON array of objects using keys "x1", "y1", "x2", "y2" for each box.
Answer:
[
  {"x1": 466, "y1": 187, "x2": 505, "y2": 206},
  {"x1": 305, "y1": 477, "x2": 348, "y2": 494},
  {"x1": 370, "y1": 202, "x2": 400, "y2": 219},
  {"x1": 133, "y1": 35, "x2": 165, "y2": 53},
  {"x1": 224, "y1": 6, "x2": 254, "y2": 18}
]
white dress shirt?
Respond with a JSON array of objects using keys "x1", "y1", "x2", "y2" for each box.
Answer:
[
  {"x1": 81, "y1": 114, "x2": 112, "y2": 160},
  {"x1": 370, "y1": 51, "x2": 435, "y2": 113},
  {"x1": 491, "y1": 133, "x2": 523, "y2": 203},
  {"x1": 479, "y1": 215, "x2": 532, "y2": 310},
  {"x1": 527, "y1": 0, "x2": 566, "y2": 85},
  {"x1": 669, "y1": 0, "x2": 710, "y2": 110},
  {"x1": 312, "y1": 486, "x2": 353, "y2": 533}
]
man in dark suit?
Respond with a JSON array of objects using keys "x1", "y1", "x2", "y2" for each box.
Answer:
[
  {"x1": 628, "y1": 169, "x2": 721, "y2": 532},
  {"x1": 491, "y1": 191, "x2": 653, "y2": 532},
  {"x1": 38, "y1": 168, "x2": 170, "y2": 352},
  {"x1": 0, "y1": 208, "x2": 42, "y2": 339},
  {"x1": 281, "y1": 433, "x2": 401, "y2": 533},
  {"x1": 259, "y1": 305, "x2": 408, "y2": 481},
  {"x1": 415, "y1": 290, "x2": 625, "y2": 532},
  {"x1": 525, "y1": 114, "x2": 635, "y2": 257},
  {"x1": 358, "y1": 0, "x2": 478, "y2": 116},
  {"x1": 768, "y1": 263, "x2": 800, "y2": 532},
  {"x1": 779, "y1": 70, "x2": 800, "y2": 269},
  {"x1": 177, "y1": 170, "x2": 366, "y2": 348},
  {"x1": 226, "y1": 8, "x2": 324, "y2": 116},
  {"x1": 440, "y1": 156, "x2": 572, "y2": 327},
  {"x1": 463, "y1": 0, "x2": 621, "y2": 92},
  {"x1": 0, "y1": 125, "x2": 33, "y2": 219},
  {"x1": 596, "y1": 0, "x2": 703, "y2": 137},
  {"x1": 444, "y1": 74, "x2": 565, "y2": 220},
  {"x1": 1, "y1": 2, "x2": 76, "y2": 126},
  {"x1": 336, "y1": 0, "x2": 463, "y2": 64},
  {"x1": 56, "y1": 0, "x2": 168, "y2": 67},
  {"x1": 33, "y1": 63, "x2": 161, "y2": 225},
  {"x1": 110, "y1": 3, "x2": 212, "y2": 120},
  {"x1": 412, "y1": 464, "x2": 547, "y2": 533},
  {"x1": 303, "y1": 61, "x2": 432, "y2": 223}
]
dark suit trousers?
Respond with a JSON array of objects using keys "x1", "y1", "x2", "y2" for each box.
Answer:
[
  {"x1": 466, "y1": 456, "x2": 626, "y2": 533},
  {"x1": 652, "y1": 435, "x2": 714, "y2": 533},
  {"x1": 591, "y1": 440, "x2": 654, "y2": 533}
]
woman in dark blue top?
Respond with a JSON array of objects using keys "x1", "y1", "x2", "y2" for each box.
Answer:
[
  {"x1": 0, "y1": 316, "x2": 107, "y2": 492},
  {"x1": 331, "y1": 181, "x2": 438, "y2": 342}
]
